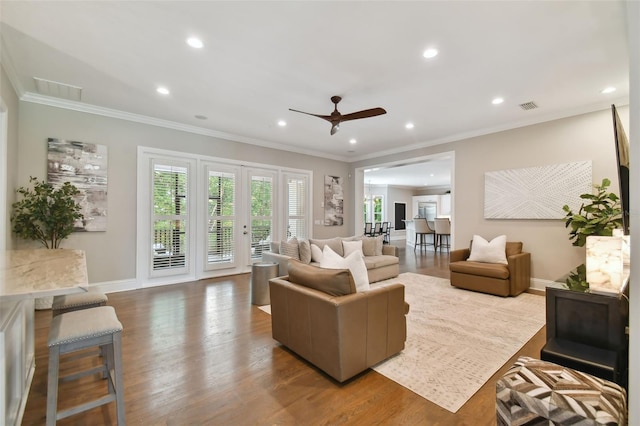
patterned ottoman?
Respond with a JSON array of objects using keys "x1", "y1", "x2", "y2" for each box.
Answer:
[{"x1": 497, "y1": 356, "x2": 627, "y2": 425}]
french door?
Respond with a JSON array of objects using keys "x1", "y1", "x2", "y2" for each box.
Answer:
[
  {"x1": 138, "y1": 147, "x2": 310, "y2": 286},
  {"x1": 203, "y1": 163, "x2": 276, "y2": 272}
]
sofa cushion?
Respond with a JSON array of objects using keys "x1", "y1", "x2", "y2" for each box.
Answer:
[
  {"x1": 279, "y1": 237, "x2": 300, "y2": 260},
  {"x1": 320, "y1": 245, "x2": 370, "y2": 292},
  {"x1": 309, "y1": 237, "x2": 344, "y2": 256},
  {"x1": 299, "y1": 239, "x2": 312, "y2": 264},
  {"x1": 467, "y1": 234, "x2": 507, "y2": 264},
  {"x1": 450, "y1": 261, "x2": 510, "y2": 279},
  {"x1": 287, "y1": 260, "x2": 356, "y2": 296},
  {"x1": 363, "y1": 255, "x2": 399, "y2": 270}
]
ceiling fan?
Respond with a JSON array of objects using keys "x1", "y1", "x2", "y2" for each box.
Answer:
[{"x1": 289, "y1": 96, "x2": 386, "y2": 135}]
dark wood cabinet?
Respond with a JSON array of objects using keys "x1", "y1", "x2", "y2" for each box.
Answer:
[{"x1": 541, "y1": 286, "x2": 629, "y2": 386}]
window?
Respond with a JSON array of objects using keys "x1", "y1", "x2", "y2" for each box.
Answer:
[
  {"x1": 152, "y1": 162, "x2": 189, "y2": 274},
  {"x1": 206, "y1": 168, "x2": 237, "y2": 267},
  {"x1": 249, "y1": 173, "x2": 274, "y2": 260},
  {"x1": 284, "y1": 174, "x2": 308, "y2": 239},
  {"x1": 364, "y1": 195, "x2": 384, "y2": 223}
]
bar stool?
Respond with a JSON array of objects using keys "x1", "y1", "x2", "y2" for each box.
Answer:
[
  {"x1": 46, "y1": 306, "x2": 125, "y2": 425},
  {"x1": 52, "y1": 292, "x2": 108, "y2": 316}
]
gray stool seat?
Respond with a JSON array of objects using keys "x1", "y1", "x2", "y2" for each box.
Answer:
[
  {"x1": 52, "y1": 292, "x2": 108, "y2": 316},
  {"x1": 47, "y1": 306, "x2": 125, "y2": 425}
]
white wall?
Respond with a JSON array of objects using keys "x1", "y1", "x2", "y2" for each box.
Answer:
[
  {"x1": 1, "y1": 66, "x2": 20, "y2": 249},
  {"x1": 16, "y1": 102, "x2": 351, "y2": 283},
  {"x1": 352, "y1": 107, "x2": 629, "y2": 284}
]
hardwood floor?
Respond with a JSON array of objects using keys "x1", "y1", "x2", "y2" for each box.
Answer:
[{"x1": 23, "y1": 242, "x2": 546, "y2": 425}]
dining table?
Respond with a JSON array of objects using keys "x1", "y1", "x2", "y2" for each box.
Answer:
[{"x1": 0, "y1": 248, "x2": 88, "y2": 426}]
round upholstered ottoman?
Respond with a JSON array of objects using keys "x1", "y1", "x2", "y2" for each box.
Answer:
[{"x1": 496, "y1": 356, "x2": 627, "y2": 425}]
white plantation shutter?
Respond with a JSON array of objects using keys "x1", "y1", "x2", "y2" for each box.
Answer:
[
  {"x1": 285, "y1": 174, "x2": 308, "y2": 239},
  {"x1": 151, "y1": 162, "x2": 189, "y2": 274}
]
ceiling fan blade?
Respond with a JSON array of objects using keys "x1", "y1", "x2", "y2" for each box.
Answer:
[
  {"x1": 289, "y1": 108, "x2": 333, "y2": 122},
  {"x1": 339, "y1": 107, "x2": 387, "y2": 122}
]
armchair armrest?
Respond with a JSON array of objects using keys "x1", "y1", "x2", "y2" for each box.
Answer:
[
  {"x1": 507, "y1": 252, "x2": 531, "y2": 296},
  {"x1": 382, "y1": 245, "x2": 398, "y2": 256},
  {"x1": 450, "y1": 248, "x2": 470, "y2": 263}
]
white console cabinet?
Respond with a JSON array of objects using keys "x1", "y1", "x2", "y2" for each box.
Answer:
[{"x1": 1, "y1": 298, "x2": 35, "y2": 426}]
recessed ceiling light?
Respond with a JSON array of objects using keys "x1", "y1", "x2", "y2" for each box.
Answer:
[
  {"x1": 156, "y1": 87, "x2": 170, "y2": 95},
  {"x1": 349, "y1": 139, "x2": 357, "y2": 144},
  {"x1": 405, "y1": 122, "x2": 415, "y2": 129},
  {"x1": 601, "y1": 87, "x2": 616, "y2": 94},
  {"x1": 277, "y1": 120, "x2": 287, "y2": 127},
  {"x1": 430, "y1": 173, "x2": 435, "y2": 177},
  {"x1": 492, "y1": 97, "x2": 504, "y2": 105},
  {"x1": 423, "y1": 48, "x2": 439, "y2": 59},
  {"x1": 186, "y1": 37, "x2": 204, "y2": 49}
]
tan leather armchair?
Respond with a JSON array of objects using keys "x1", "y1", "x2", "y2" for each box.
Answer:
[
  {"x1": 269, "y1": 261, "x2": 408, "y2": 382},
  {"x1": 449, "y1": 241, "x2": 530, "y2": 297}
]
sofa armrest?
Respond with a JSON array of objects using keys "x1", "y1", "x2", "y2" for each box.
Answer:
[
  {"x1": 261, "y1": 251, "x2": 291, "y2": 276},
  {"x1": 507, "y1": 252, "x2": 531, "y2": 296},
  {"x1": 269, "y1": 277, "x2": 407, "y2": 382},
  {"x1": 450, "y1": 248, "x2": 470, "y2": 263},
  {"x1": 382, "y1": 245, "x2": 398, "y2": 256}
]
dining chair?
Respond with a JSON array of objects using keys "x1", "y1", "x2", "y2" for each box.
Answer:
[
  {"x1": 381, "y1": 222, "x2": 389, "y2": 243},
  {"x1": 364, "y1": 222, "x2": 373, "y2": 236},
  {"x1": 373, "y1": 222, "x2": 382, "y2": 236}
]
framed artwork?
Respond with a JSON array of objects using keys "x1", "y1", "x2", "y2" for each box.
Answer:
[
  {"x1": 484, "y1": 161, "x2": 592, "y2": 219},
  {"x1": 324, "y1": 175, "x2": 343, "y2": 226},
  {"x1": 47, "y1": 138, "x2": 108, "y2": 231}
]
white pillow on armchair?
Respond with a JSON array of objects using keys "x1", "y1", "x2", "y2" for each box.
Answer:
[{"x1": 467, "y1": 234, "x2": 508, "y2": 265}]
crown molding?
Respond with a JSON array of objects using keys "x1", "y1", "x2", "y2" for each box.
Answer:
[
  {"x1": 19, "y1": 92, "x2": 349, "y2": 163},
  {"x1": 349, "y1": 97, "x2": 630, "y2": 163}
]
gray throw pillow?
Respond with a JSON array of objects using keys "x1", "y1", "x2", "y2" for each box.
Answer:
[
  {"x1": 298, "y1": 239, "x2": 312, "y2": 264},
  {"x1": 279, "y1": 237, "x2": 300, "y2": 260}
]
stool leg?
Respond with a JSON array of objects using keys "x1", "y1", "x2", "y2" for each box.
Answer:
[
  {"x1": 46, "y1": 346, "x2": 61, "y2": 426},
  {"x1": 113, "y1": 331, "x2": 126, "y2": 425},
  {"x1": 104, "y1": 343, "x2": 115, "y2": 393}
]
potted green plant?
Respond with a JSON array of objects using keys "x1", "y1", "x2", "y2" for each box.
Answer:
[
  {"x1": 11, "y1": 176, "x2": 84, "y2": 249},
  {"x1": 562, "y1": 178, "x2": 622, "y2": 247}
]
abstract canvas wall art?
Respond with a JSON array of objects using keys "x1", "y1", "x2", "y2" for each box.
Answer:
[
  {"x1": 324, "y1": 175, "x2": 343, "y2": 226},
  {"x1": 484, "y1": 161, "x2": 592, "y2": 219},
  {"x1": 47, "y1": 138, "x2": 108, "y2": 231}
]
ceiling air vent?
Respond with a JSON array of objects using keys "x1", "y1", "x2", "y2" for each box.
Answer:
[
  {"x1": 519, "y1": 101, "x2": 538, "y2": 111},
  {"x1": 33, "y1": 77, "x2": 82, "y2": 101}
]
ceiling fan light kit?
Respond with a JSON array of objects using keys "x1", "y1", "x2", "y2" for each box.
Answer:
[{"x1": 289, "y1": 96, "x2": 386, "y2": 135}]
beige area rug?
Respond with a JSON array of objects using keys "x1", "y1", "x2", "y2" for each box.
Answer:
[
  {"x1": 258, "y1": 272, "x2": 545, "y2": 413},
  {"x1": 372, "y1": 272, "x2": 545, "y2": 413}
]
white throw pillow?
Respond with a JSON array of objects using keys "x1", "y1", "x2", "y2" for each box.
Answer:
[
  {"x1": 342, "y1": 239, "x2": 363, "y2": 258},
  {"x1": 320, "y1": 245, "x2": 370, "y2": 292},
  {"x1": 467, "y1": 235, "x2": 508, "y2": 264},
  {"x1": 310, "y1": 243, "x2": 323, "y2": 263}
]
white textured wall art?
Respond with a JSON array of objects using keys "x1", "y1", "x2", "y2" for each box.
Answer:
[{"x1": 484, "y1": 161, "x2": 592, "y2": 219}]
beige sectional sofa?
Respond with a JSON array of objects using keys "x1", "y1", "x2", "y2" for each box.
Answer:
[{"x1": 262, "y1": 235, "x2": 399, "y2": 283}]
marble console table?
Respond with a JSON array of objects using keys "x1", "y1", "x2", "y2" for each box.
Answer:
[{"x1": 1, "y1": 249, "x2": 88, "y2": 426}]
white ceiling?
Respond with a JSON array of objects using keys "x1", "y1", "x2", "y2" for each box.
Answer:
[{"x1": 0, "y1": 1, "x2": 629, "y2": 168}]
